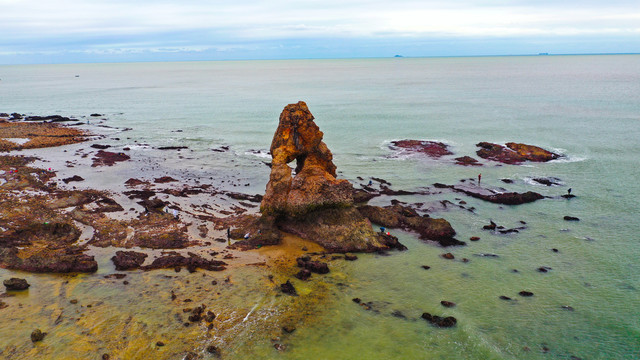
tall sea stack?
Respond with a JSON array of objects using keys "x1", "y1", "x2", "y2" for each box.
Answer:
[{"x1": 260, "y1": 101, "x2": 402, "y2": 252}]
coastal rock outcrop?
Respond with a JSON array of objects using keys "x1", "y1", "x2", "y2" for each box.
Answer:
[
  {"x1": 476, "y1": 142, "x2": 560, "y2": 164},
  {"x1": 389, "y1": 140, "x2": 452, "y2": 158},
  {"x1": 357, "y1": 204, "x2": 462, "y2": 247},
  {"x1": 261, "y1": 101, "x2": 351, "y2": 217},
  {"x1": 111, "y1": 251, "x2": 148, "y2": 271},
  {"x1": 436, "y1": 183, "x2": 545, "y2": 205},
  {"x1": 256, "y1": 102, "x2": 401, "y2": 252},
  {"x1": 454, "y1": 156, "x2": 482, "y2": 166}
]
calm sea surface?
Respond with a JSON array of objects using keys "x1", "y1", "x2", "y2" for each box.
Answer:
[{"x1": 1, "y1": 55, "x2": 639, "y2": 359}]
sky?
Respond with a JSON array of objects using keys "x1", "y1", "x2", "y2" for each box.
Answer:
[{"x1": 0, "y1": 0, "x2": 639, "y2": 64}]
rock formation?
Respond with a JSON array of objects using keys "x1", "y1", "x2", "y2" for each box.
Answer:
[
  {"x1": 476, "y1": 142, "x2": 560, "y2": 164},
  {"x1": 261, "y1": 101, "x2": 352, "y2": 217},
  {"x1": 357, "y1": 204, "x2": 463, "y2": 247},
  {"x1": 389, "y1": 140, "x2": 453, "y2": 158},
  {"x1": 258, "y1": 102, "x2": 403, "y2": 252}
]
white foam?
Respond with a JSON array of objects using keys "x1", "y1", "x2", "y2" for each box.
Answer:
[
  {"x1": 550, "y1": 155, "x2": 588, "y2": 163},
  {"x1": 2, "y1": 138, "x2": 30, "y2": 145},
  {"x1": 523, "y1": 176, "x2": 565, "y2": 187},
  {"x1": 245, "y1": 149, "x2": 271, "y2": 159}
]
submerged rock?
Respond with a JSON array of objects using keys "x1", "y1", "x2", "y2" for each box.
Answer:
[
  {"x1": 421, "y1": 312, "x2": 457, "y2": 327},
  {"x1": 476, "y1": 142, "x2": 560, "y2": 164},
  {"x1": 440, "y1": 301, "x2": 456, "y2": 308},
  {"x1": 280, "y1": 280, "x2": 297, "y2": 296},
  {"x1": 296, "y1": 256, "x2": 329, "y2": 274},
  {"x1": 30, "y1": 329, "x2": 46, "y2": 342},
  {"x1": 0, "y1": 246, "x2": 97, "y2": 273},
  {"x1": 3, "y1": 278, "x2": 30, "y2": 291}
]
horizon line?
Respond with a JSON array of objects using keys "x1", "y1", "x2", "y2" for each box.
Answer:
[{"x1": 1, "y1": 52, "x2": 639, "y2": 67}]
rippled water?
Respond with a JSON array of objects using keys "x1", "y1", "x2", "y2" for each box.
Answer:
[{"x1": 1, "y1": 55, "x2": 639, "y2": 359}]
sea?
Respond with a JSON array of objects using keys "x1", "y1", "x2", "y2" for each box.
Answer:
[{"x1": 1, "y1": 55, "x2": 639, "y2": 359}]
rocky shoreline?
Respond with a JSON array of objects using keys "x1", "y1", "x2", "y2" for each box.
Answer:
[{"x1": 0, "y1": 107, "x2": 579, "y2": 359}]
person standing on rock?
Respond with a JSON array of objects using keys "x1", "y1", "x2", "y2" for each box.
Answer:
[{"x1": 478, "y1": 174, "x2": 482, "y2": 184}]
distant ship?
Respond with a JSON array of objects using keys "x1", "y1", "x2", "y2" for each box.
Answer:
[{"x1": 394, "y1": 55, "x2": 404, "y2": 58}]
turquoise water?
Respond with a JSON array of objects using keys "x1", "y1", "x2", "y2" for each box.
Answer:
[{"x1": 1, "y1": 55, "x2": 639, "y2": 359}]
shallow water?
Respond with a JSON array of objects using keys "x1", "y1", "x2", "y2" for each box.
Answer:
[{"x1": 1, "y1": 55, "x2": 639, "y2": 359}]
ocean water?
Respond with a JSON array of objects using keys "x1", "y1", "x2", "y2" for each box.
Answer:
[{"x1": 1, "y1": 55, "x2": 639, "y2": 359}]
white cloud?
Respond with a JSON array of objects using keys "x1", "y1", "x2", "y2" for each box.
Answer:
[{"x1": 0, "y1": 0, "x2": 638, "y2": 59}]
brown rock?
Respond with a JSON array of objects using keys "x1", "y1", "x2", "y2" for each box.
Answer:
[
  {"x1": 3, "y1": 278, "x2": 30, "y2": 291},
  {"x1": 280, "y1": 280, "x2": 297, "y2": 296},
  {"x1": 451, "y1": 186, "x2": 544, "y2": 205},
  {"x1": 91, "y1": 150, "x2": 130, "y2": 167},
  {"x1": 0, "y1": 247, "x2": 97, "y2": 273},
  {"x1": 62, "y1": 175, "x2": 84, "y2": 184},
  {"x1": 111, "y1": 251, "x2": 148, "y2": 271},
  {"x1": 440, "y1": 301, "x2": 456, "y2": 308},
  {"x1": 154, "y1": 176, "x2": 178, "y2": 184},
  {"x1": 389, "y1": 140, "x2": 453, "y2": 158},
  {"x1": 31, "y1": 329, "x2": 46, "y2": 342},
  {"x1": 357, "y1": 204, "x2": 461, "y2": 247},
  {"x1": 261, "y1": 101, "x2": 350, "y2": 217},
  {"x1": 454, "y1": 156, "x2": 482, "y2": 166},
  {"x1": 476, "y1": 142, "x2": 560, "y2": 164},
  {"x1": 142, "y1": 253, "x2": 226, "y2": 272},
  {"x1": 252, "y1": 102, "x2": 401, "y2": 253},
  {"x1": 421, "y1": 313, "x2": 457, "y2": 327}
]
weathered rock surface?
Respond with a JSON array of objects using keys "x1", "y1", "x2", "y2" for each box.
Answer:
[
  {"x1": 142, "y1": 253, "x2": 226, "y2": 272},
  {"x1": 3, "y1": 278, "x2": 30, "y2": 290},
  {"x1": 0, "y1": 246, "x2": 98, "y2": 273},
  {"x1": 476, "y1": 142, "x2": 561, "y2": 164},
  {"x1": 261, "y1": 101, "x2": 351, "y2": 217},
  {"x1": 389, "y1": 140, "x2": 453, "y2": 158},
  {"x1": 454, "y1": 156, "x2": 482, "y2": 166},
  {"x1": 62, "y1": 175, "x2": 85, "y2": 184},
  {"x1": 30, "y1": 329, "x2": 46, "y2": 342},
  {"x1": 357, "y1": 204, "x2": 462, "y2": 247},
  {"x1": 421, "y1": 312, "x2": 457, "y2": 327},
  {"x1": 258, "y1": 102, "x2": 399, "y2": 252},
  {"x1": 439, "y1": 183, "x2": 545, "y2": 205},
  {"x1": 92, "y1": 150, "x2": 130, "y2": 167},
  {"x1": 111, "y1": 251, "x2": 148, "y2": 271},
  {"x1": 280, "y1": 280, "x2": 297, "y2": 296}
]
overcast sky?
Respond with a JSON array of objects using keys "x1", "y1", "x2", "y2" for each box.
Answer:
[{"x1": 1, "y1": 0, "x2": 639, "y2": 64}]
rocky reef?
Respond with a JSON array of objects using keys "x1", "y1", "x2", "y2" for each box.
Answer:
[
  {"x1": 389, "y1": 140, "x2": 452, "y2": 158},
  {"x1": 476, "y1": 142, "x2": 560, "y2": 164},
  {"x1": 254, "y1": 101, "x2": 403, "y2": 252}
]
